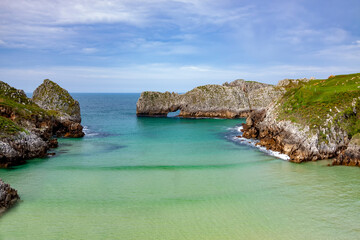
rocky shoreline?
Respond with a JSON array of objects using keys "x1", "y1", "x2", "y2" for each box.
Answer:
[
  {"x1": 0, "y1": 179, "x2": 20, "y2": 215},
  {"x1": 0, "y1": 79, "x2": 84, "y2": 214},
  {"x1": 0, "y1": 79, "x2": 84, "y2": 168},
  {"x1": 240, "y1": 74, "x2": 360, "y2": 166},
  {"x1": 138, "y1": 73, "x2": 360, "y2": 167}
]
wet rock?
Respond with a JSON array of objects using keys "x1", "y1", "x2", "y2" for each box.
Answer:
[
  {"x1": 333, "y1": 134, "x2": 360, "y2": 166},
  {"x1": 48, "y1": 138, "x2": 58, "y2": 148},
  {"x1": 0, "y1": 179, "x2": 19, "y2": 214},
  {"x1": 0, "y1": 79, "x2": 84, "y2": 168}
]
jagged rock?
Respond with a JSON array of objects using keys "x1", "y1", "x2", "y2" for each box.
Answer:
[
  {"x1": 0, "y1": 179, "x2": 19, "y2": 214},
  {"x1": 222, "y1": 79, "x2": 269, "y2": 91},
  {"x1": 0, "y1": 79, "x2": 84, "y2": 168},
  {"x1": 136, "y1": 92, "x2": 180, "y2": 117},
  {"x1": 0, "y1": 132, "x2": 48, "y2": 167},
  {"x1": 32, "y1": 79, "x2": 84, "y2": 137},
  {"x1": 137, "y1": 80, "x2": 285, "y2": 118},
  {"x1": 333, "y1": 134, "x2": 360, "y2": 166},
  {"x1": 242, "y1": 105, "x2": 348, "y2": 163},
  {"x1": 32, "y1": 79, "x2": 81, "y2": 122},
  {"x1": 48, "y1": 138, "x2": 58, "y2": 148},
  {"x1": 242, "y1": 74, "x2": 360, "y2": 164},
  {"x1": 277, "y1": 78, "x2": 311, "y2": 88}
]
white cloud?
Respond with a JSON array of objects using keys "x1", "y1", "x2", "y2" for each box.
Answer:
[
  {"x1": 0, "y1": 0, "x2": 253, "y2": 27},
  {"x1": 81, "y1": 48, "x2": 98, "y2": 54},
  {"x1": 0, "y1": 0, "x2": 254, "y2": 49},
  {"x1": 314, "y1": 42, "x2": 360, "y2": 61},
  {"x1": 180, "y1": 66, "x2": 211, "y2": 72},
  {"x1": 278, "y1": 27, "x2": 348, "y2": 45},
  {"x1": 1, "y1": 63, "x2": 359, "y2": 93}
]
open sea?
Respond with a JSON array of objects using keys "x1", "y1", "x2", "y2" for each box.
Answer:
[{"x1": 0, "y1": 93, "x2": 359, "y2": 240}]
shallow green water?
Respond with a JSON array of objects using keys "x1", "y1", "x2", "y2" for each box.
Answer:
[{"x1": 0, "y1": 94, "x2": 359, "y2": 240}]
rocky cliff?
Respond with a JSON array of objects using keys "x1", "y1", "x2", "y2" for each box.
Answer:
[
  {"x1": 33, "y1": 79, "x2": 84, "y2": 138},
  {"x1": 0, "y1": 179, "x2": 19, "y2": 215},
  {"x1": 0, "y1": 79, "x2": 84, "y2": 167},
  {"x1": 137, "y1": 79, "x2": 284, "y2": 118},
  {"x1": 241, "y1": 73, "x2": 360, "y2": 166}
]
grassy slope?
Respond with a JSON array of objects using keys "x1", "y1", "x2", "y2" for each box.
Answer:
[
  {"x1": 277, "y1": 73, "x2": 360, "y2": 140},
  {"x1": 0, "y1": 82, "x2": 49, "y2": 136},
  {"x1": 0, "y1": 116, "x2": 24, "y2": 136}
]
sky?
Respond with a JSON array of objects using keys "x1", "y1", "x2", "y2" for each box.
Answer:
[{"x1": 0, "y1": 0, "x2": 359, "y2": 92}]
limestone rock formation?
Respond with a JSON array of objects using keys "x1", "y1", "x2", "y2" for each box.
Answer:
[
  {"x1": 242, "y1": 104, "x2": 348, "y2": 163},
  {"x1": 0, "y1": 79, "x2": 84, "y2": 167},
  {"x1": 242, "y1": 73, "x2": 360, "y2": 165},
  {"x1": 0, "y1": 179, "x2": 19, "y2": 214},
  {"x1": 137, "y1": 79, "x2": 285, "y2": 118},
  {"x1": 333, "y1": 134, "x2": 360, "y2": 166},
  {"x1": 277, "y1": 78, "x2": 311, "y2": 88},
  {"x1": 33, "y1": 79, "x2": 84, "y2": 138},
  {"x1": 33, "y1": 79, "x2": 81, "y2": 122},
  {"x1": 0, "y1": 132, "x2": 49, "y2": 167}
]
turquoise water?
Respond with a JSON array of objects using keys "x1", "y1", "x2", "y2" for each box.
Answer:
[{"x1": 0, "y1": 93, "x2": 359, "y2": 240}]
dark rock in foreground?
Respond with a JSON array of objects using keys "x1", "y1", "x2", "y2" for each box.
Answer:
[{"x1": 0, "y1": 179, "x2": 19, "y2": 215}]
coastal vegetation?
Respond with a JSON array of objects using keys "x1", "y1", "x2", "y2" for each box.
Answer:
[
  {"x1": 277, "y1": 73, "x2": 360, "y2": 140},
  {"x1": 0, "y1": 79, "x2": 84, "y2": 168},
  {"x1": 138, "y1": 73, "x2": 360, "y2": 166}
]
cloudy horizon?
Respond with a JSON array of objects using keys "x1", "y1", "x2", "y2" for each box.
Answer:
[{"x1": 1, "y1": 0, "x2": 359, "y2": 92}]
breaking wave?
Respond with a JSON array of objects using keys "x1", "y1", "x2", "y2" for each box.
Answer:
[
  {"x1": 226, "y1": 125, "x2": 290, "y2": 161},
  {"x1": 83, "y1": 126, "x2": 100, "y2": 137}
]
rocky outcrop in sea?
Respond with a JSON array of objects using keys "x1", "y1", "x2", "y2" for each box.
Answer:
[
  {"x1": 0, "y1": 79, "x2": 84, "y2": 168},
  {"x1": 33, "y1": 79, "x2": 84, "y2": 138},
  {"x1": 137, "y1": 79, "x2": 284, "y2": 118},
  {"x1": 0, "y1": 179, "x2": 19, "y2": 214}
]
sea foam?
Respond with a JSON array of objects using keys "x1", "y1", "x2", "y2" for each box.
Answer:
[{"x1": 228, "y1": 125, "x2": 290, "y2": 161}]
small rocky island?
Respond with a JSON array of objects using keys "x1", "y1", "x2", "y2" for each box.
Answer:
[
  {"x1": 137, "y1": 73, "x2": 360, "y2": 167},
  {"x1": 0, "y1": 79, "x2": 84, "y2": 213}
]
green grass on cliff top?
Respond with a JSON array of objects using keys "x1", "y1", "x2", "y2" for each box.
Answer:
[
  {"x1": 0, "y1": 96, "x2": 48, "y2": 120},
  {"x1": 278, "y1": 73, "x2": 360, "y2": 137},
  {"x1": 0, "y1": 81, "x2": 49, "y2": 119},
  {"x1": 0, "y1": 116, "x2": 24, "y2": 136},
  {"x1": 0, "y1": 81, "x2": 50, "y2": 136}
]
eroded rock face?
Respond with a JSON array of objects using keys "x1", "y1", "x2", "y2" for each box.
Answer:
[
  {"x1": 33, "y1": 79, "x2": 84, "y2": 137},
  {"x1": 0, "y1": 132, "x2": 49, "y2": 167},
  {"x1": 333, "y1": 134, "x2": 360, "y2": 166},
  {"x1": 137, "y1": 79, "x2": 285, "y2": 118},
  {"x1": 0, "y1": 79, "x2": 84, "y2": 168},
  {"x1": 33, "y1": 79, "x2": 81, "y2": 122},
  {"x1": 240, "y1": 74, "x2": 360, "y2": 165},
  {"x1": 136, "y1": 92, "x2": 181, "y2": 117},
  {"x1": 242, "y1": 103, "x2": 349, "y2": 163},
  {"x1": 0, "y1": 179, "x2": 20, "y2": 215},
  {"x1": 277, "y1": 78, "x2": 312, "y2": 88}
]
